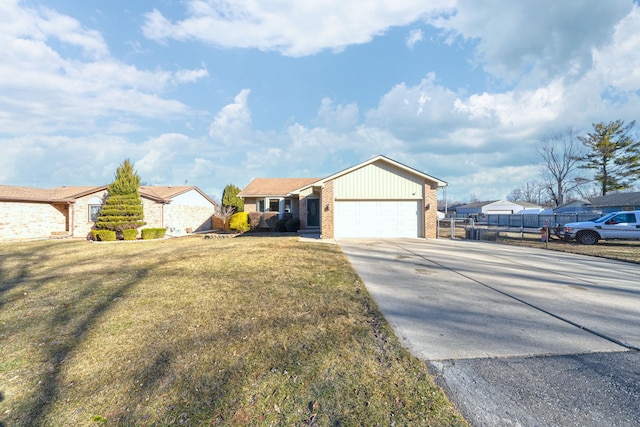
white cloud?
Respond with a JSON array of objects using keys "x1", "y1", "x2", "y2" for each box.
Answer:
[
  {"x1": 0, "y1": 1, "x2": 192, "y2": 135},
  {"x1": 431, "y1": 0, "x2": 633, "y2": 84},
  {"x1": 208, "y1": 89, "x2": 253, "y2": 144},
  {"x1": 174, "y1": 66, "x2": 209, "y2": 84},
  {"x1": 591, "y1": 4, "x2": 640, "y2": 92},
  {"x1": 365, "y1": 73, "x2": 462, "y2": 142},
  {"x1": 315, "y1": 98, "x2": 359, "y2": 132},
  {"x1": 142, "y1": 0, "x2": 455, "y2": 56},
  {"x1": 406, "y1": 29, "x2": 423, "y2": 49}
]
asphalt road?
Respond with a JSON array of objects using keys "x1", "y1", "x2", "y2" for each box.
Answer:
[{"x1": 339, "y1": 238, "x2": 640, "y2": 427}]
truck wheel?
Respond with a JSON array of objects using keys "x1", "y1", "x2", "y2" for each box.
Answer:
[{"x1": 577, "y1": 231, "x2": 599, "y2": 245}]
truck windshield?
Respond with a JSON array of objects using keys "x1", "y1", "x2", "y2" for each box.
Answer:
[{"x1": 593, "y1": 213, "x2": 616, "y2": 223}]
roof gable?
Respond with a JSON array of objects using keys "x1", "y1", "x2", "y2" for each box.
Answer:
[{"x1": 307, "y1": 155, "x2": 447, "y2": 189}]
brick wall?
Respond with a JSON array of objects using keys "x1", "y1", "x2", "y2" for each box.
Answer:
[
  {"x1": 424, "y1": 181, "x2": 439, "y2": 239},
  {"x1": 321, "y1": 180, "x2": 335, "y2": 239},
  {"x1": 71, "y1": 191, "x2": 107, "y2": 238},
  {"x1": 165, "y1": 204, "x2": 214, "y2": 234},
  {"x1": 0, "y1": 201, "x2": 67, "y2": 241}
]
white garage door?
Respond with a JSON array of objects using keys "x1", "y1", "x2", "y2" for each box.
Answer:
[{"x1": 334, "y1": 201, "x2": 421, "y2": 238}]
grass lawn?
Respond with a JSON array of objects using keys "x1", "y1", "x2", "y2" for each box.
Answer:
[{"x1": 0, "y1": 236, "x2": 466, "y2": 426}]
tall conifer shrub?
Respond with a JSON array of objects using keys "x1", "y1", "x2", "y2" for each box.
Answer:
[{"x1": 95, "y1": 159, "x2": 146, "y2": 232}]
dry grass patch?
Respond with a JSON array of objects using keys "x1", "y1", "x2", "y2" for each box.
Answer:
[{"x1": 0, "y1": 237, "x2": 466, "y2": 426}]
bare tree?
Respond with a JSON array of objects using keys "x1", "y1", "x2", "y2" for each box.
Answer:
[
  {"x1": 537, "y1": 128, "x2": 586, "y2": 206},
  {"x1": 213, "y1": 204, "x2": 236, "y2": 232},
  {"x1": 507, "y1": 182, "x2": 546, "y2": 204}
]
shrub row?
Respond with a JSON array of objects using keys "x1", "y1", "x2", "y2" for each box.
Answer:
[
  {"x1": 91, "y1": 228, "x2": 166, "y2": 241},
  {"x1": 228, "y1": 212, "x2": 300, "y2": 233}
]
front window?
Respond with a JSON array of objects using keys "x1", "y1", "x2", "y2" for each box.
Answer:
[
  {"x1": 269, "y1": 199, "x2": 280, "y2": 212},
  {"x1": 284, "y1": 199, "x2": 292, "y2": 213},
  {"x1": 89, "y1": 205, "x2": 102, "y2": 222},
  {"x1": 257, "y1": 199, "x2": 265, "y2": 212},
  {"x1": 594, "y1": 213, "x2": 616, "y2": 223},
  {"x1": 607, "y1": 213, "x2": 636, "y2": 224}
]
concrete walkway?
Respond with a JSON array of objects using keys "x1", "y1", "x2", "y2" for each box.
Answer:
[{"x1": 339, "y1": 238, "x2": 640, "y2": 426}]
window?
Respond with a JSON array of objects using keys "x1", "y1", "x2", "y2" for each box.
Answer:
[
  {"x1": 269, "y1": 199, "x2": 280, "y2": 212},
  {"x1": 89, "y1": 205, "x2": 102, "y2": 222},
  {"x1": 284, "y1": 199, "x2": 292, "y2": 213},
  {"x1": 257, "y1": 199, "x2": 265, "y2": 212}
]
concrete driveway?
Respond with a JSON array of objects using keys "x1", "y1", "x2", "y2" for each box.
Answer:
[{"x1": 339, "y1": 238, "x2": 640, "y2": 426}]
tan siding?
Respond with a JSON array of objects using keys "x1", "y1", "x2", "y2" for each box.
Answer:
[{"x1": 334, "y1": 160, "x2": 423, "y2": 200}]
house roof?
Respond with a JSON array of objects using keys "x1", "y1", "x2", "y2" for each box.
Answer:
[
  {"x1": 139, "y1": 186, "x2": 217, "y2": 205},
  {"x1": 587, "y1": 191, "x2": 640, "y2": 208},
  {"x1": 238, "y1": 178, "x2": 320, "y2": 197},
  {"x1": 458, "y1": 200, "x2": 500, "y2": 209},
  {"x1": 456, "y1": 200, "x2": 541, "y2": 209},
  {"x1": 0, "y1": 184, "x2": 215, "y2": 205},
  {"x1": 0, "y1": 185, "x2": 107, "y2": 203},
  {"x1": 304, "y1": 155, "x2": 447, "y2": 190}
]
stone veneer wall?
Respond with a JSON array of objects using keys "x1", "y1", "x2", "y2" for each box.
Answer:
[
  {"x1": 320, "y1": 180, "x2": 335, "y2": 239},
  {"x1": 71, "y1": 191, "x2": 107, "y2": 238},
  {"x1": 165, "y1": 205, "x2": 214, "y2": 234},
  {"x1": 0, "y1": 202, "x2": 67, "y2": 241}
]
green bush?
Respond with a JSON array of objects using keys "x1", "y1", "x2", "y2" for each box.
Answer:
[
  {"x1": 248, "y1": 212, "x2": 262, "y2": 230},
  {"x1": 276, "y1": 218, "x2": 287, "y2": 232},
  {"x1": 285, "y1": 218, "x2": 301, "y2": 232},
  {"x1": 263, "y1": 212, "x2": 278, "y2": 231},
  {"x1": 229, "y1": 212, "x2": 250, "y2": 232},
  {"x1": 91, "y1": 230, "x2": 116, "y2": 241},
  {"x1": 141, "y1": 228, "x2": 166, "y2": 240},
  {"x1": 122, "y1": 229, "x2": 138, "y2": 240}
]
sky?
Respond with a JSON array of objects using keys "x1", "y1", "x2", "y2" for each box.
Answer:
[{"x1": 1, "y1": 0, "x2": 639, "y2": 203}]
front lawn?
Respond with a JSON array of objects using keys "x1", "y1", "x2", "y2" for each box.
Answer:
[{"x1": 0, "y1": 236, "x2": 466, "y2": 426}]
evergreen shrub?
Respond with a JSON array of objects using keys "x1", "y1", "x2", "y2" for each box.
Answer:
[
  {"x1": 229, "y1": 212, "x2": 250, "y2": 232},
  {"x1": 141, "y1": 228, "x2": 166, "y2": 240},
  {"x1": 276, "y1": 218, "x2": 287, "y2": 232},
  {"x1": 285, "y1": 218, "x2": 301, "y2": 232},
  {"x1": 122, "y1": 229, "x2": 138, "y2": 240},
  {"x1": 92, "y1": 230, "x2": 117, "y2": 241}
]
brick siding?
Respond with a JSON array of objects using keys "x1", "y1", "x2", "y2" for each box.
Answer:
[
  {"x1": 321, "y1": 180, "x2": 335, "y2": 239},
  {"x1": 0, "y1": 202, "x2": 67, "y2": 240},
  {"x1": 424, "y1": 180, "x2": 439, "y2": 239}
]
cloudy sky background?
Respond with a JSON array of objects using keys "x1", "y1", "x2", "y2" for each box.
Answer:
[{"x1": 2, "y1": 0, "x2": 639, "y2": 202}]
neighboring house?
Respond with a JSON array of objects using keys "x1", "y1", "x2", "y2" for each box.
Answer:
[
  {"x1": 554, "y1": 192, "x2": 640, "y2": 214},
  {"x1": 0, "y1": 185, "x2": 216, "y2": 241},
  {"x1": 454, "y1": 200, "x2": 542, "y2": 217},
  {"x1": 585, "y1": 192, "x2": 640, "y2": 213},
  {"x1": 239, "y1": 155, "x2": 447, "y2": 239}
]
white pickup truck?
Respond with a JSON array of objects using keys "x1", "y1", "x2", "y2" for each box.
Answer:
[{"x1": 563, "y1": 210, "x2": 640, "y2": 245}]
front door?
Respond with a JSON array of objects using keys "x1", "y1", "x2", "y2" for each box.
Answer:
[{"x1": 307, "y1": 198, "x2": 320, "y2": 227}]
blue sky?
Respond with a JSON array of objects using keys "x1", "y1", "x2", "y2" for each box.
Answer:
[{"x1": 2, "y1": 0, "x2": 639, "y2": 203}]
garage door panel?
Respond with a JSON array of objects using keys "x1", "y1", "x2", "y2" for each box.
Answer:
[{"x1": 334, "y1": 201, "x2": 421, "y2": 238}]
